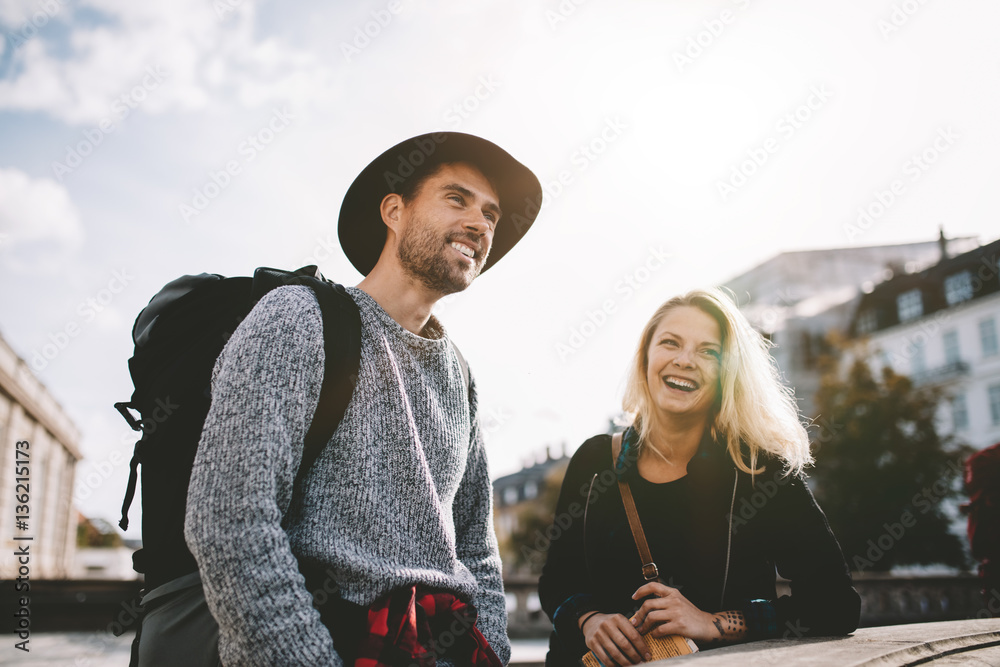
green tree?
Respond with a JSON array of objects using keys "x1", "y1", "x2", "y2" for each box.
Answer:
[
  {"x1": 809, "y1": 353, "x2": 972, "y2": 573},
  {"x1": 77, "y1": 517, "x2": 124, "y2": 548},
  {"x1": 501, "y1": 467, "x2": 565, "y2": 575}
]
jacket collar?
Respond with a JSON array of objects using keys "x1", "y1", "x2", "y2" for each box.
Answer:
[{"x1": 617, "y1": 424, "x2": 735, "y2": 483}]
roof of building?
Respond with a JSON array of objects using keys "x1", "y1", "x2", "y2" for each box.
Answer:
[
  {"x1": 723, "y1": 237, "x2": 980, "y2": 306},
  {"x1": 492, "y1": 453, "x2": 569, "y2": 490},
  {"x1": 850, "y1": 237, "x2": 1000, "y2": 336}
]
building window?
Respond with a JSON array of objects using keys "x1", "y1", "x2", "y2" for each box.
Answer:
[
  {"x1": 943, "y1": 330, "x2": 960, "y2": 365},
  {"x1": 990, "y1": 385, "x2": 1000, "y2": 426},
  {"x1": 911, "y1": 339, "x2": 926, "y2": 375},
  {"x1": 952, "y1": 394, "x2": 969, "y2": 431},
  {"x1": 503, "y1": 487, "x2": 518, "y2": 506},
  {"x1": 897, "y1": 289, "x2": 923, "y2": 322},
  {"x1": 981, "y1": 317, "x2": 999, "y2": 357},
  {"x1": 944, "y1": 271, "x2": 973, "y2": 305},
  {"x1": 857, "y1": 309, "x2": 877, "y2": 334},
  {"x1": 523, "y1": 481, "x2": 538, "y2": 500}
]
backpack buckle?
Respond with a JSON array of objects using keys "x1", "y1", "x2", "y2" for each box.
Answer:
[
  {"x1": 642, "y1": 563, "x2": 659, "y2": 581},
  {"x1": 115, "y1": 402, "x2": 142, "y2": 432}
]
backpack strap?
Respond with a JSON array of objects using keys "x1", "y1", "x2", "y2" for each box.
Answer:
[
  {"x1": 250, "y1": 267, "x2": 362, "y2": 492},
  {"x1": 298, "y1": 280, "x2": 362, "y2": 482}
]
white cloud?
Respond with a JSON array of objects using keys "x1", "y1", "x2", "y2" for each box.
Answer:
[
  {"x1": 0, "y1": 0, "x2": 335, "y2": 124},
  {"x1": 0, "y1": 167, "x2": 84, "y2": 272},
  {"x1": 0, "y1": 0, "x2": 37, "y2": 27}
]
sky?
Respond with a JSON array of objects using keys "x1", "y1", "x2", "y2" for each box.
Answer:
[{"x1": 0, "y1": 0, "x2": 998, "y2": 539}]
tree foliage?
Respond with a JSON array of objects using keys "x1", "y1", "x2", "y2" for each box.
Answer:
[
  {"x1": 809, "y1": 354, "x2": 972, "y2": 572},
  {"x1": 499, "y1": 467, "x2": 565, "y2": 575},
  {"x1": 77, "y1": 516, "x2": 124, "y2": 548}
]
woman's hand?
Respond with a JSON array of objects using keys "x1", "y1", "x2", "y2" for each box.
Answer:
[
  {"x1": 579, "y1": 612, "x2": 652, "y2": 665},
  {"x1": 631, "y1": 582, "x2": 745, "y2": 644}
]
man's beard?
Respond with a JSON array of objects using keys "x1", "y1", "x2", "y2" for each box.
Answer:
[{"x1": 397, "y1": 222, "x2": 486, "y2": 295}]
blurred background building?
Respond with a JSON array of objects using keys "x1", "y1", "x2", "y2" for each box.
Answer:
[
  {"x1": 493, "y1": 444, "x2": 570, "y2": 570},
  {"x1": 847, "y1": 237, "x2": 1000, "y2": 451},
  {"x1": 492, "y1": 444, "x2": 571, "y2": 636},
  {"x1": 0, "y1": 329, "x2": 81, "y2": 579},
  {"x1": 722, "y1": 232, "x2": 981, "y2": 418},
  {"x1": 74, "y1": 513, "x2": 143, "y2": 580}
]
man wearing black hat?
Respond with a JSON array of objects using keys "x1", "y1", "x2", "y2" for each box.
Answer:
[{"x1": 184, "y1": 132, "x2": 541, "y2": 666}]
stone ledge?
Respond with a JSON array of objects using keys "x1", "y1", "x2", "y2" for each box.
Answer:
[{"x1": 660, "y1": 619, "x2": 1000, "y2": 666}]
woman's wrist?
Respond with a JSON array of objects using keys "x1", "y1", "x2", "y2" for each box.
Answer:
[
  {"x1": 578, "y1": 610, "x2": 601, "y2": 631},
  {"x1": 703, "y1": 610, "x2": 748, "y2": 645}
]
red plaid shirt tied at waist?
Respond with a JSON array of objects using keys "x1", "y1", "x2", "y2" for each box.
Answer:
[{"x1": 354, "y1": 584, "x2": 502, "y2": 667}]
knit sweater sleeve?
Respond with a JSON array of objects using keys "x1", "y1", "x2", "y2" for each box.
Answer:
[
  {"x1": 452, "y1": 371, "x2": 511, "y2": 665},
  {"x1": 184, "y1": 286, "x2": 341, "y2": 666}
]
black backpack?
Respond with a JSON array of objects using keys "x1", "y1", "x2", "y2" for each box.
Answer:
[{"x1": 114, "y1": 265, "x2": 365, "y2": 589}]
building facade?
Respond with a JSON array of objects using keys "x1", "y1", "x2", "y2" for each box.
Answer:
[
  {"x1": 722, "y1": 235, "x2": 981, "y2": 419},
  {"x1": 74, "y1": 513, "x2": 143, "y2": 580},
  {"x1": 492, "y1": 447, "x2": 570, "y2": 551},
  {"x1": 0, "y1": 330, "x2": 81, "y2": 579},
  {"x1": 849, "y1": 239, "x2": 1000, "y2": 450}
]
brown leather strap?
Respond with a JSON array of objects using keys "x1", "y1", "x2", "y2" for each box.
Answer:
[{"x1": 611, "y1": 432, "x2": 659, "y2": 582}]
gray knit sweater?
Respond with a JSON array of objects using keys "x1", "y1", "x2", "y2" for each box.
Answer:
[{"x1": 184, "y1": 285, "x2": 509, "y2": 666}]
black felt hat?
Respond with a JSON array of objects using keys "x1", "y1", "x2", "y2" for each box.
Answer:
[{"x1": 338, "y1": 132, "x2": 542, "y2": 276}]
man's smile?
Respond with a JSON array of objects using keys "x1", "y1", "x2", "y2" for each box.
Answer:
[{"x1": 450, "y1": 240, "x2": 476, "y2": 260}]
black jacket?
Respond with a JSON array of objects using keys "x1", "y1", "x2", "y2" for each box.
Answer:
[{"x1": 537, "y1": 431, "x2": 860, "y2": 665}]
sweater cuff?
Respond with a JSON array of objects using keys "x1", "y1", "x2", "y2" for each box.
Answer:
[
  {"x1": 552, "y1": 593, "x2": 598, "y2": 642},
  {"x1": 742, "y1": 599, "x2": 779, "y2": 639}
]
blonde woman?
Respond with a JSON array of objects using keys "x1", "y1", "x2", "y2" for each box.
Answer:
[{"x1": 539, "y1": 289, "x2": 859, "y2": 666}]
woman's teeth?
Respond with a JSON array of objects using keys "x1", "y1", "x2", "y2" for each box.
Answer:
[{"x1": 665, "y1": 376, "x2": 697, "y2": 391}]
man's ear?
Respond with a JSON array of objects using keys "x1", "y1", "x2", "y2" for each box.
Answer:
[{"x1": 380, "y1": 192, "x2": 404, "y2": 235}]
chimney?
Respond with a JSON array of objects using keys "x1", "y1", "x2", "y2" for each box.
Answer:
[{"x1": 938, "y1": 225, "x2": 948, "y2": 263}]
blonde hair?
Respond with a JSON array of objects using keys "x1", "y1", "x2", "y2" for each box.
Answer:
[{"x1": 622, "y1": 287, "x2": 812, "y2": 475}]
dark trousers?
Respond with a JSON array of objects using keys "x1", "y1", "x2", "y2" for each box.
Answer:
[{"x1": 135, "y1": 572, "x2": 221, "y2": 667}]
